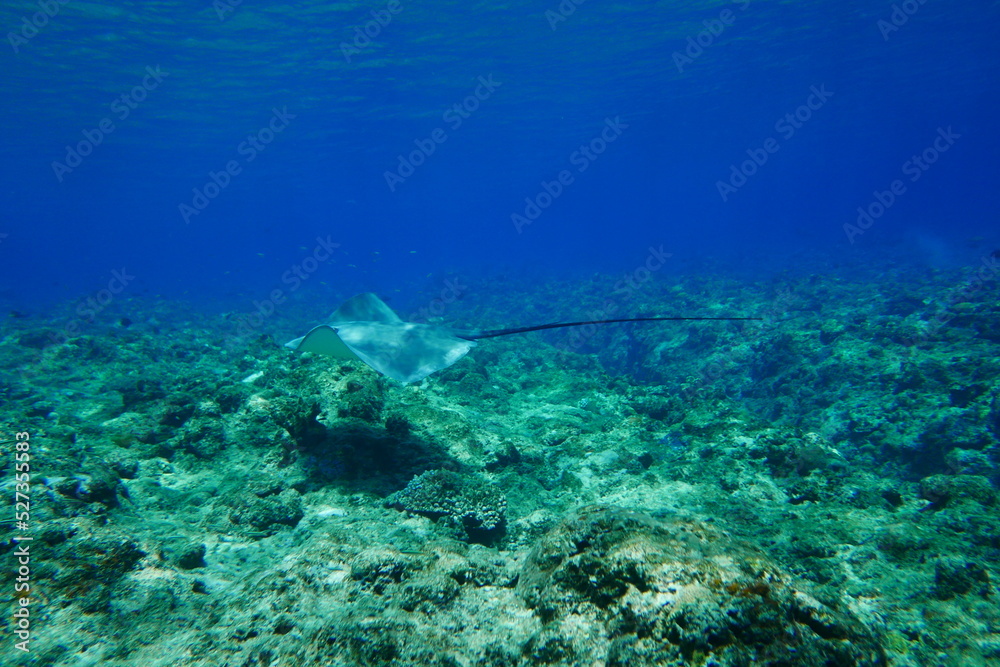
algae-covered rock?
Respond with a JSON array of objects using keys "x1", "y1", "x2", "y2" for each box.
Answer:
[
  {"x1": 934, "y1": 556, "x2": 992, "y2": 599},
  {"x1": 943, "y1": 446, "x2": 996, "y2": 476},
  {"x1": 56, "y1": 533, "x2": 146, "y2": 613},
  {"x1": 919, "y1": 474, "x2": 996, "y2": 508},
  {"x1": 53, "y1": 459, "x2": 122, "y2": 507},
  {"x1": 107, "y1": 376, "x2": 167, "y2": 411},
  {"x1": 336, "y1": 374, "x2": 385, "y2": 423},
  {"x1": 102, "y1": 411, "x2": 172, "y2": 451},
  {"x1": 173, "y1": 542, "x2": 207, "y2": 570},
  {"x1": 227, "y1": 488, "x2": 304, "y2": 536},
  {"x1": 920, "y1": 409, "x2": 994, "y2": 452},
  {"x1": 349, "y1": 547, "x2": 417, "y2": 593},
  {"x1": 755, "y1": 430, "x2": 847, "y2": 478},
  {"x1": 398, "y1": 570, "x2": 460, "y2": 612},
  {"x1": 386, "y1": 469, "x2": 506, "y2": 544},
  {"x1": 518, "y1": 505, "x2": 886, "y2": 666},
  {"x1": 875, "y1": 523, "x2": 932, "y2": 562}
]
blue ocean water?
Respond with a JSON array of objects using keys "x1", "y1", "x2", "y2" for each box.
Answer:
[{"x1": 1, "y1": 0, "x2": 997, "y2": 315}]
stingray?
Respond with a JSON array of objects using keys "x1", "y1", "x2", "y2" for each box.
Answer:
[{"x1": 285, "y1": 292, "x2": 761, "y2": 384}]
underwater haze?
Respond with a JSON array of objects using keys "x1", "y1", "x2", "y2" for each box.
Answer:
[
  {"x1": 2, "y1": 1, "x2": 1000, "y2": 666},
  {"x1": 1, "y1": 0, "x2": 997, "y2": 307}
]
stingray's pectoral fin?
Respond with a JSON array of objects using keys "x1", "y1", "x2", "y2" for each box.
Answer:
[
  {"x1": 285, "y1": 321, "x2": 476, "y2": 384},
  {"x1": 284, "y1": 325, "x2": 360, "y2": 361}
]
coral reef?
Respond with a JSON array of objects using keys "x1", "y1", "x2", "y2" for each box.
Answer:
[
  {"x1": 386, "y1": 469, "x2": 507, "y2": 544},
  {"x1": 1, "y1": 255, "x2": 999, "y2": 665}
]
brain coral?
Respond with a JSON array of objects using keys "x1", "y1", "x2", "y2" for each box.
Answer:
[{"x1": 386, "y1": 469, "x2": 506, "y2": 544}]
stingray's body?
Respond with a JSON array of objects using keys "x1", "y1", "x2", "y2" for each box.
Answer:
[
  {"x1": 285, "y1": 293, "x2": 478, "y2": 383},
  {"x1": 285, "y1": 293, "x2": 759, "y2": 383}
]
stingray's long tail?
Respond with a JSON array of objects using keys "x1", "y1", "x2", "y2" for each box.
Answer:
[{"x1": 461, "y1": 315, "x2": 762, "y2": 341}]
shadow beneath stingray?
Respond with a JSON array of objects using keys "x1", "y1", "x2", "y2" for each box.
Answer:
[{"x1": 293, "y1": 419, "x2": 456, "y2": 498}]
